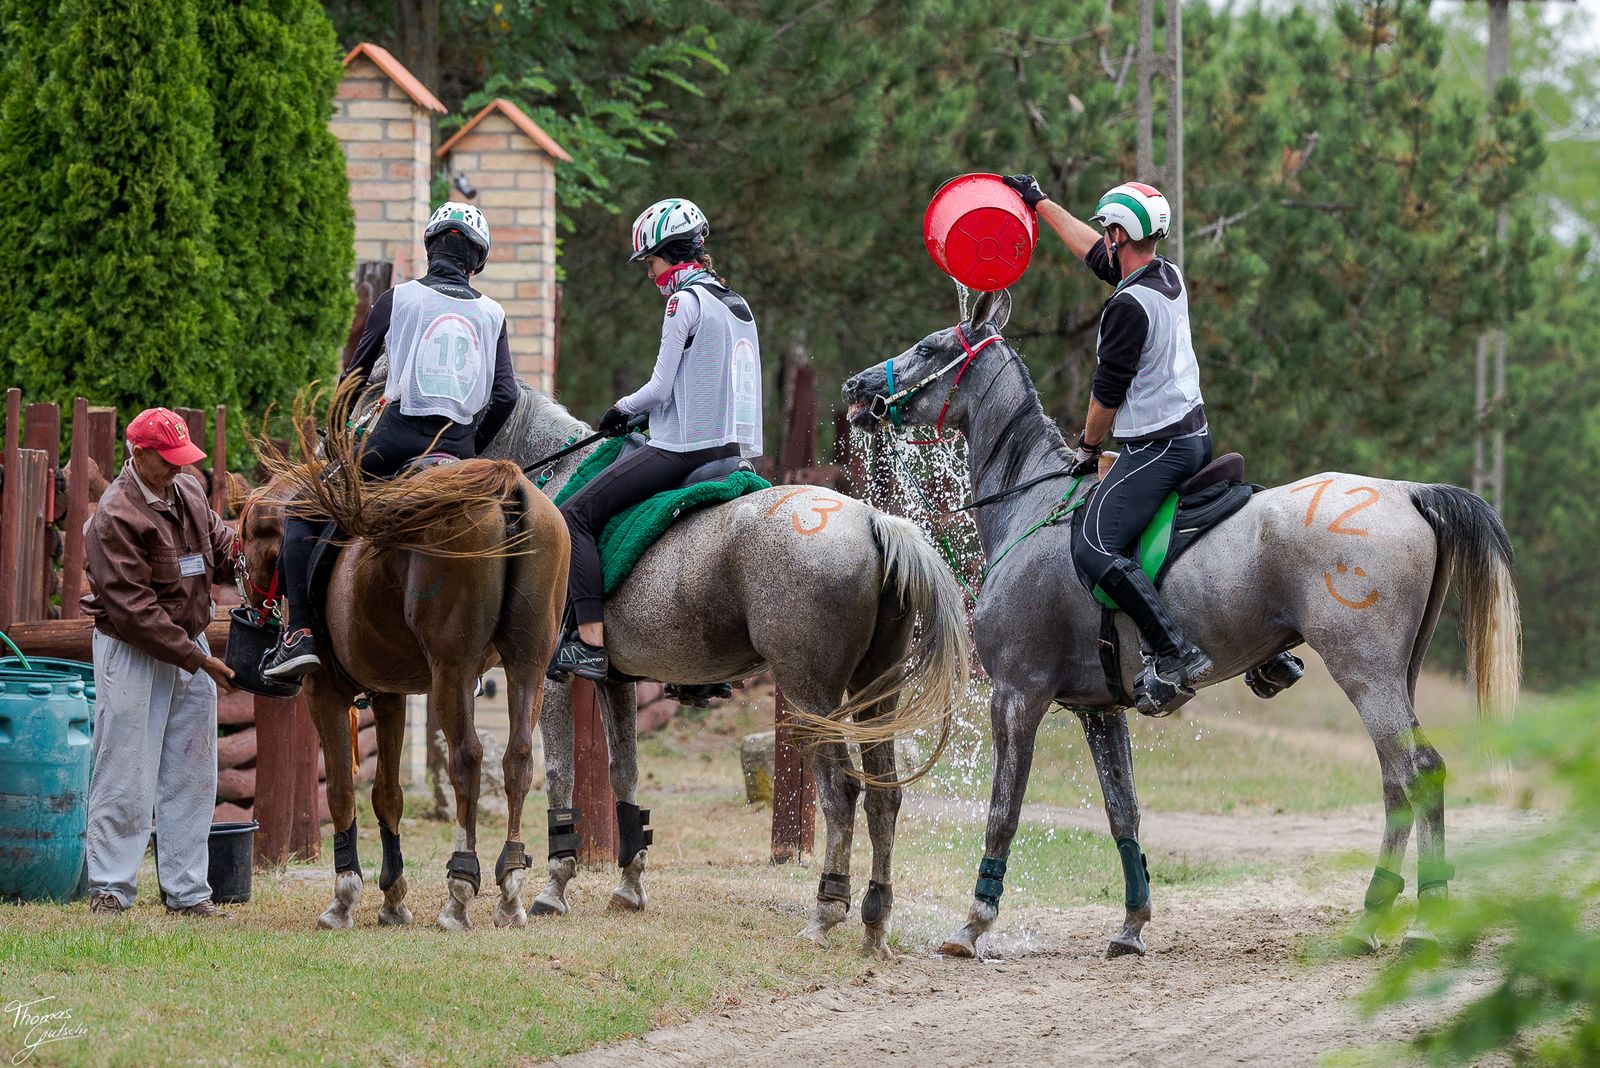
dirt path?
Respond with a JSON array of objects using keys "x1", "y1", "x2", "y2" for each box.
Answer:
[{"x1": 544, "y1": 807, "x2": 1532, "y2": 1068}]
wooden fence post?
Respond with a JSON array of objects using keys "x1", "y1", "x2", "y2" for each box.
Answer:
[
  {"x1": 571, "y1": 679, "x2": 616, "y2": 866},
  {"x1": 59, "y1": 399, "x2": 91, "y2": 619},
  {"x1": 771, "y1": 685, "x2": 815, "y2": 863},
  {"x1": 23, "y1": 403, "x2": 60, "y2": 621},
  {"x1": 211, "y1": 406, "x2": 228, "y2": 517},
  {"x1": 84, "y1": 407, "x2": 117, "y2": 481},
  {"x1": 253, "y1": 693, "x2": 321, "y2": 867},
  {"x1": 0, "y1": 389, "x2": 22, "y2": 631}
]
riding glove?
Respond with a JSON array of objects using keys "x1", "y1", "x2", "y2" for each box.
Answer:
[
  {"x1": 1067, "y1": 431, "x2": 1102, "y2": 477},
  {"x1": 597, "y1": 405, "x2": 631, "y2": 436},
  {"x1": 1003, "y1": 174, "x2": 1049, "y2": 210}
]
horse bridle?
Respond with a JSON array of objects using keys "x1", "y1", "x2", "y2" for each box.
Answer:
[
  {"x1": 231, "y1": 496, "x2": 283, "y2": 626},
  {"x1": 872, "y1": 323, "x2": 1004, "y2": 445}
]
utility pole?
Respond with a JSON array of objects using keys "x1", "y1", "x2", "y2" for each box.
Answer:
[{"x1": 1135, "y1": 0, "x2": 1184, "y2": 269}]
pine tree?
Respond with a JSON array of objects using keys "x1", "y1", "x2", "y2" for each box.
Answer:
[
  {"x1": 197, "y1": 0, "x2": 354, "y2": 413},
  {"x1": 0, "y1": 0, "x2": 234, "y2": 410}
]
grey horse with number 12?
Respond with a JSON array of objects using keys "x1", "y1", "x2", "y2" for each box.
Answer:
[
  {"x1": 842, "y1": 288, "x2": 1521, "y2": 959},
  {"x1": 482, "y1": 384, "x2": 970, "y2": 958}
]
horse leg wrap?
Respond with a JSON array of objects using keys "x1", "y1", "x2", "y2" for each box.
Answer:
[
  {"x1": 818, "y1": 873, "x2": 851, "y2": 908},
  {"x1": 378, "y1": 823, "x2": 403, "y2": 892},
  {"x1": 975, "y1": 856, "x2": 1007, "y2": 908},
  {"x1": 446, "y1": 851, "x2": 481, "y2": 895},
  {"x1": 1116, "y1": 836, "x2": 1151, "y2": 912},
  {"x1": 1364, "y1": 867, "x2": 1406, "y2": 913},
  {"x1": 333, "y1": 818, "x2": 361, "y2": 878},
  {"x1": 495, "y1": 841, "x2": 528, "y2": 885},
  {"x1": 861, "y1": 881, "x2": 893, "y2": 926},
  {"x1": 615, "y1": 802, "x2": 653, "y2": 869},
  {"x1": 1417, "y1": 860, "x2": 1455, "y2": 896},
  {"x1": 546, "y1": 807, "x2": 581, "y2": 860}
]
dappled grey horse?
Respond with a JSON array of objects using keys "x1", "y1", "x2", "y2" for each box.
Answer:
[
  {"x1": 483, "y1": 386, "x2": 970, "y2": 958},
  {"x1": 843, "y1": 289, "x2": 1521, "y2": 958}
]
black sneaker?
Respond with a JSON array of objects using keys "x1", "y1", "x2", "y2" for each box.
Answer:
[
  {"x1": 261, "y1": 628, "x2": 321, "y2": 681},
  {"x1": 666, "y1": 683, "x2": 734, "y2": 707},
  {"x1": 549, "y1": 636, "x2": 608, "y2": 681}
]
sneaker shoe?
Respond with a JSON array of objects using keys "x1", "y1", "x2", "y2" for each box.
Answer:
[
  {"x1": 89, "y1": 892, "x2": 127, "y2": 916},
  {"x1": 261, "y1": 628, "x2": 321, "y2": 680},
  {"x1": 549, "y1": 636, "x2": 609, "y2": 682},
  {"x1": 167, "y1": 899, "x2": 231, "y2": 919},
  {"x1": 666, "y1": 682, "x2": 734, "y2": 707}
]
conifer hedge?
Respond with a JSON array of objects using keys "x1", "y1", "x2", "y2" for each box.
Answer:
[{"x1": 0, "y1": 0, "x2": 351, "y2": 421}]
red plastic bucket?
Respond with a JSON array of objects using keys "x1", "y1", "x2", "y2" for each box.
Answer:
[{"x1": 923, "y1": 173, "x2": 1037, "y2": 291}]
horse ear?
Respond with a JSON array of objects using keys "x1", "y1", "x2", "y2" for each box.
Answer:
[{"x1": 968, "y1": 289, "x2": 1012, "y2": 332}]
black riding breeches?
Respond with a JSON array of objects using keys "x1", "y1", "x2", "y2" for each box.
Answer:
[
  {"x1": 279, "y1": 411, "x2": 477, "y2": 632},
  {"x1": 1071, "y1": 432, "x2": 1212, "y2": 589},
  {"x1": 560, "y1": 442, "x2": 738, "y2": 626}
]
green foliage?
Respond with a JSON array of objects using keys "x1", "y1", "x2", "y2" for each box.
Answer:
[
  {"x1": 0, "y1": 0, "x2": 233, "y2": 410},
  {"x1": 1362, "y1": 687, "x2": 1600, "y2": 1063},
  {"x1": 0, "y1": 0, "x2": 352, "y2": 443},
  {"x1": 198, "y1": 0, "x2": 354, "y2": 417}
]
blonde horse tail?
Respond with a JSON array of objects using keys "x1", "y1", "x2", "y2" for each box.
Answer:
[
  {"x1": 1409, "y1": 485, "x2": 1522, "y2": 788},
  {"x1": 786, "y1": 510, "x2": 972, "y2": 786}
]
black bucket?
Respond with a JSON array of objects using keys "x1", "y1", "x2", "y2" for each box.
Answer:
[
  {"x1": 151, "y1": 820, "x2": 259, "y2": 905},
  {"x1": 206, "y1": 821, "x2": 258, "y2": 904},
  {"x1": 223, "y1": 607, "x2": 301, "y2": 698}
]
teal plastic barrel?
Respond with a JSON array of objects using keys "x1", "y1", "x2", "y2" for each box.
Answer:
[
  {"x1": 0, "y1": 658, "x2": 95, "y2": 702},
  {"x1": 0, "y1": 669, "x2": 92, "y2": 902}
]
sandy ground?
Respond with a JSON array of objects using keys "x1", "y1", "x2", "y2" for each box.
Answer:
[{"x1": 544, "y1": 805, "x2": 1534, "y2": 1068}]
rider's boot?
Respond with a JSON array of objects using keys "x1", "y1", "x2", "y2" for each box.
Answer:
[
  {"x1": 549, "y1": 635, "x2": 608, "y2": 682},
  {"x1": 263, "y1": 520, "x2": 323, "y2": 681},
  {"x1": 665, "y1": 683, "x2": 734, "y2": 707},
  {"x1": 1096, "y1": 558, "x2": 1212, "y2": 715},
  {"x1": 261, "y1": 628, "x2": 321, "y2": 680}
]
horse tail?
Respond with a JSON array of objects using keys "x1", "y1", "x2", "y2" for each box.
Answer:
[
  {"x1": 1408, "y1": 485, "x2": 1522, "y2": 725},
  {"x1": 785, "y1": 510, "x2": 971, "y2": 786},
  {"x1": 255, "y1": 376, "x2": 533, "y2": 558}
]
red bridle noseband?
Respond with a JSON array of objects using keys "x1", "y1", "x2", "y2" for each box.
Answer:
[{"x1": 875, "y1": 324, "x2": 1003, "y2": 446}]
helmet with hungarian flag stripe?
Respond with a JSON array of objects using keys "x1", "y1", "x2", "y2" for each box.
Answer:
[
  {"x1": 629, "y1": 198, "x2": 709, "y2": 262},
  {"x1": 1091, "y1": 181, "x2": 1171, "y2": 242}
]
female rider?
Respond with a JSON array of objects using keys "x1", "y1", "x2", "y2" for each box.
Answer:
[
  {"x1": 261, "y1": 202, "x2": 517, "y2": 681},
  {"x1": 548, "y1": 198, "x2": 763, "y2": 680}
]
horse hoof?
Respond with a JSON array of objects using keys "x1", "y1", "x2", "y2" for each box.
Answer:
[
  {"x1": 860, "y1": 932, "x2": 893, "y2": 961},
  {"x1": 1340, "y1": 932, "x2": 1381, "y2": 956},
  {"x1": 530, "y1": 896, "x2": 568, "y2": 917},
  {"x1": 606, "y1": 890, "x2": 645, "y2": 913},
  {"x1": 1106, "y1": 934, "x2": 1146, "y2": 958},
  {"x1": 436, "y1": 906, "x2": 472, "y2": 932},
  {"x1": 494, "y1": 905, "x2": 528, "y2": 929},
  {"x1": 377, "y1": 904, "x2": 413, "y2": 927},
  {"x1": 1401, "y1": 930, "x2": 1440, "y2": 955},
  {"x1": 797, "y1": 923, "x2": 831, "y2": 948},
  {"x1": 316, "y1": 908, "x2": 352, "y2": 931},
  {"x1": 937, "y1": 937, "x2": 977, "y2": 959}
]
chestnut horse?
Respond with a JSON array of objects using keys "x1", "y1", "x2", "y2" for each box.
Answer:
[{"x1": 236, "y1": 419, "x2": 568, "y2": 931}]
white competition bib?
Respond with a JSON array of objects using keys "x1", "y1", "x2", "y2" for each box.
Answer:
[{"x1": 415, "y1": 313, "x2": 486, "y2": 404}]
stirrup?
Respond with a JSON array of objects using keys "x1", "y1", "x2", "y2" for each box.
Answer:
[{"x1": 1245, "y1": 651, "x2": 1305, "y2": 699}]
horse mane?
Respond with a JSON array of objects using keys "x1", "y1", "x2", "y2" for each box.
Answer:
[
  {"x1": 253, "y1": 376, "x2": 533, "y2": 557},
  {"x1": 482, "y1": 382, "x2": 588, "y2": 460},
  {"x1": 979, "y1": 350, "x2": 1074, "y2": 488}
]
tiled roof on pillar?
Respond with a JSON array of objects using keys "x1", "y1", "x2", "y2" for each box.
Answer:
[
  {"x1": 437, "y1": 98, "x2": 573, "y2": 164},
  {"x1": 341, "y1": 42, "x2": 447, "y2": 115}
]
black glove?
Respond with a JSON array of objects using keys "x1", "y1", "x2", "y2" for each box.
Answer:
[
  {"x1": 1003, "y1": 173, "x2": 1049, "y2": 210},
  {"x1": 597, "y1": 405, "x2": 631, "y2": 436},
  {"x1": 1066, "y1": 431, "x2": 1102, "y2": 477}
]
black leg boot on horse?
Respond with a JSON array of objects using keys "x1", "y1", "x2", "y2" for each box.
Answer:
[{"x1": 1095, "y1": 557, "x2": 1213, "y2": 715}]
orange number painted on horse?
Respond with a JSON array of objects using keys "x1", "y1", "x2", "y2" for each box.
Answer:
[
  {"x1": 1327, "y1": 486, "x2": 1379, "y2": 537},
  {"x1": 793, "y1": 497, "x2": 844, "y2": 536},
  {"x1": 1289, "y1": 478, "x2": 1334, "y2": 528}
]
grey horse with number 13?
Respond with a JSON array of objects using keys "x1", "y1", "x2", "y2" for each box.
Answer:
[
  {"x1": 842, "y1": 288, "x2": 1521, "y2": 959},
  {"x1": 482, "y1": 384, "x2": 971, "y2": 958}
]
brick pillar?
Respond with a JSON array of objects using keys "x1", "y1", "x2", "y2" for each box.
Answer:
[
  {"x1": 438, "y1": 99, "x2": 570, "y2": 395},
  {"x1": 333, "y1": 44, "x2": 446, "y2": 281}
]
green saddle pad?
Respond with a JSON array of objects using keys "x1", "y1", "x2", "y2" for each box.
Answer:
[{"x1": 553, "y1": 437, "x2": 772, "y2": 595}]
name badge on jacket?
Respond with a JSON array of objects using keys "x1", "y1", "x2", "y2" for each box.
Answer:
[{"x1": 178, "y1": 553, "x2": 207, "y2": 578}]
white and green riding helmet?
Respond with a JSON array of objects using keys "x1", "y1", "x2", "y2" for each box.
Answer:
[
  {"x1": 629, "y1": 198, "x2": 710, "y2": 262},
  {"x1": 425, "y1": 201, "x2": 492, "y2": 268},
  {"x1": 1091, "y1": 182, "x2": 1171, "y2": 241}
]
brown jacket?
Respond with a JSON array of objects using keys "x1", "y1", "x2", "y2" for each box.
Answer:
[{"x1": 83, "y1": 463, "x2": 236, "y2": 672}]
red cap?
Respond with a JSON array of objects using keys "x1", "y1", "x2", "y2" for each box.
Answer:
[{"x1": 126, "y1": 408, "x2": 207, "y2": 467}]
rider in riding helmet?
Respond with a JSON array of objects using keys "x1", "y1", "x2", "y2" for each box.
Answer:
[
  {"x1": 548, "y1": 197, "x2": 763, "y2": 682},
  {"x1": 261, "y1": 202, "x2": 518, "y2": 681},
  {"x1": 1003, "y1": 174, "x2": 1214, "y2": 713}
]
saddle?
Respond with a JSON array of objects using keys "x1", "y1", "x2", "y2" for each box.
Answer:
[
  {"x1": 1086, "y1": 452, "x2": 1259, "y2": 609},
  {"x1": 615, "y1": 433, "x2": 755, "y2": 487}
]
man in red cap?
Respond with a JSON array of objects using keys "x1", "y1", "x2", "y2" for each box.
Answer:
[{"x1": 82, "y1": 407, "x2": 238, "y2": 918}]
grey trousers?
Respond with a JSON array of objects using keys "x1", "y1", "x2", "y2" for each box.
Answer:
[{"x1": 86, "y1": 630, "x2": 218, "y2": 909}]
